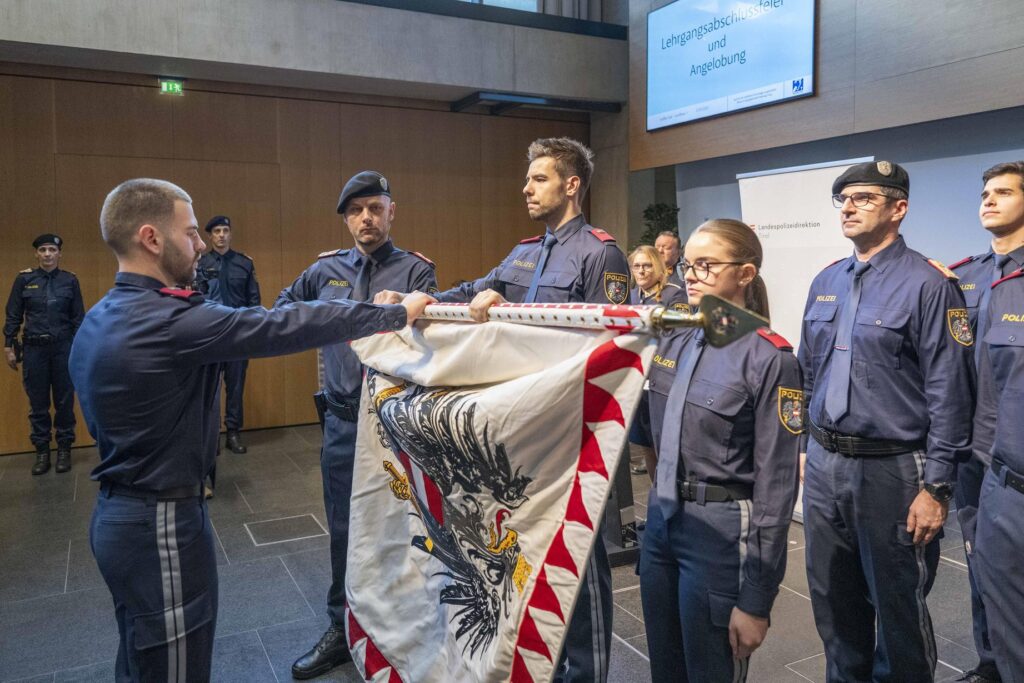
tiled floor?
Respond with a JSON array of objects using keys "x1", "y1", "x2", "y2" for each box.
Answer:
[{"x1": 0, "y1": 426, "x2": 979, "y2": 682}]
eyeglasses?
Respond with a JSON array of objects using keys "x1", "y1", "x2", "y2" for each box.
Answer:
[
  {"x1": 679, "y1": 260, "x2": 745, "y2": 282},
  {"x1": 831, "y1": 192, "x2": 891, "y2": 208},
  {"x1": 630, "y1": 263, "x2": 655, "y2": 272}
]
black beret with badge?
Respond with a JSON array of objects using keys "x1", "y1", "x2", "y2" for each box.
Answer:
[
  {"x1": 32, "y1": 233, "x2": 63, "y2": 249},
  {"x1": 204, "y1": 215, "x2": 231, "y2": 233},
  {"x1": 337, "y1": 171, "x2": 391, "y2": 214},
  {"x1": 832, "y1": 160, "x2": 910, "y2": 196}
]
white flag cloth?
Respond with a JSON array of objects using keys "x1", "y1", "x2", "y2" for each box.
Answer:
[{"x1": 344, "y1": 318, "x2": 656, "y2": 683}]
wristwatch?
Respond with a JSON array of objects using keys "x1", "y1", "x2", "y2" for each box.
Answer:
[{"x1": 923, "y1": 482, "x2": 954, "y2": 502}]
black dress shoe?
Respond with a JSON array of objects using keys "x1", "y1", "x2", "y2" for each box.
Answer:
[
  {"x1": 55, "y1": 443, "x2": 72, "y2": 473},
  {"x1": 957, "y1": 668, "x2": 1001, "y2": 683},
  {"x1": 291, "y1": 624, "x2": 351, "y2": 679},
  {"x1": 226, "y1": 431, "x2": 247, "y2": 454},
  {"x1": 31, "y1": 444, "x2": 51, "y2": 476}
]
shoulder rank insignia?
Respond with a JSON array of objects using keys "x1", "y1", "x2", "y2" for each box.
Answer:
[
  {"x1": 410, "y1": 251, "x2": 435, "y2": 268},
  {"x1": 948, "y1": 255, "x2": 976, "y2": 270},
  {"x1": 927, "y1": 258, "x2": 958, "y2": 280},
  {"x1": 947, "y1": 308, "x2": 973, "y2": 346},
  {"x1": 589, "y1": 228, "x2": 616, "y2": 243},
  {"x1": 993, "y1": 270, "x2": 1024, "y2": 288},
  {"x1": 604, "y1": 272, "x2": 628, "y2": 304},
  {"x1": 317, "y1": 249, "x2": 341, "y2": 259},
  {"x1": 757, "y1": 328, "x2": 793, "y2": 350},
  {"x1": 239, "y1": 252, "x2": 253, "y2": 261},
  {"x1": 158, "y1": 287, "x2": 202, "y2": 302},
  {"x1": 519, "y1": 235, "x2": 543, "y2": 244},
  {"x1": 19, "y1": 268, "x2": 32, "y2": 274},
  {"x1": 778, "y1": 387, "x2": 804, "y2": 434}
]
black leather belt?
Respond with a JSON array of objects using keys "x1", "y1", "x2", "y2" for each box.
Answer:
[
  {"x1": 324, "y1": 392, "x2": 360, "y2": 423},
  {"x1": 22, "y1": 334, "x2": 56, "y2": 346},
  {"x1": 992, "y1": 460, "x2": 1024, "y2": 497},
  {"x1": 101, "y1": 482, "x2": 203, "y2": 501},
  {"x1": 810, "y1": 422, "x2": 924, "y2": 457},
  {"x1": 677, "y1": 480, "x2": 753, "y2": 503}
]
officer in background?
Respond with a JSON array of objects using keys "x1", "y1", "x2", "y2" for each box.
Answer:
[
  {"x1": 4, "y1": 233, "x2": 85, "y2": 475},
  {"x1": 194, "y1": 215, "x2": 262, "y2": 454},
  {"x1": 277, "y1": 171, "x2": 438, "y2": 680},
  {"x1": 947, "y1": 161, "x2": 1024, "y2": 683},
  {"x1": 655, "y1": 230, "x2": 687, "y2": 290},
  {"x1": 435, "y1": 137, "x2": 628, "y2": 683},
  {"x1": 70, "y1": 177, "x2": 432, "y2": 683},
  {"x1": 798, "y1": 161, "x2": 975, "y2": 682}
]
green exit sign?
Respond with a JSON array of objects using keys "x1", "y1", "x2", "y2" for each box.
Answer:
[{"x1": 159, "y1": 79, "x2": 184, "y2": 96}]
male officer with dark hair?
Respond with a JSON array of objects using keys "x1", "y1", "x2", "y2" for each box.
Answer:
[
  {"x1": 70, "y1": 177, "x2": 432, "y2": 683},
  {"x1": 954, "y1": 160, "x2": 1024, "y2": 683},
  {"x1": 435, "y1": 137, "x2": 629, "y2": 683},
  {"x1": 655, "y1": 229, "x2": 686, "y2": 289},
  {"x1": 195, "y1": 214, "x2": 262, "y2": 454},
  {"x1": 798, "y1": 161, "x2": 975, "y2": 682},
  {"x1": 278, "y1": 171, "x2": 438, "y2": 680},
  {"x1": 4, "y1": 233, "x2": 85, "y2": 474}
]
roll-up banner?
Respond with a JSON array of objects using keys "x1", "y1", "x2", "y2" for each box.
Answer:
[{"x1": 738, "y1": 157, "x2": 872, "y2": 522}]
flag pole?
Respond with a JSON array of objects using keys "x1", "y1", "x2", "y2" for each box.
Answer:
[{"x1": 416, "y1": 295, "x2": 767, "y2": 348}]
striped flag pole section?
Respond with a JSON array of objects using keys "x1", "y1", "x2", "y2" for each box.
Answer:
[{"x1": 418, "y1": 303, "x2": 690, "y2": 333}]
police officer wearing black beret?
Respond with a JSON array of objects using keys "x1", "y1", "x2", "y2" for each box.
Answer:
[
  {"x1": 277, "y1": 170, "x2": 438, "y2": 679},
  {"x1": 4, "y1": 233, "x2": 85, "y2": 474},
  {"x1": 799, "y1": 161, "x2": 975, "y2": 681},
  {"x1": 70, "y1": 178, "x2": 432, "y2": 682},
  {"x1": 194, "y1": 215, "x2": 261, "y2": 454}
]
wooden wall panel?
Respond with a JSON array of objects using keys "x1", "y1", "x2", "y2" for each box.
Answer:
[{"x1": 0, "y1": 68, "x2": 590, "y2": 454}]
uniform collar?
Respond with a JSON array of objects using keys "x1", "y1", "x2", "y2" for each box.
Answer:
[
  {"x1": 353, "y1": 239, "x2": 395, "y2": 266},
  {"x1": 551, "y1": 214, "x2": 586, "y2": 244},
  {"x1": 36, "y1": 266, "x2": 60, "y2": 277},
  {"x1": 1005, "y1": 244, "x2": 1024, "y2": 270},
  {"x1": 847, "y1": 234, "x2": 906, "y2": 274},
  {"x1": 115, "y1": 272, "x2": 167, "y2": 290},
  {"x1": 212, "y1": 249, "x2": 233, "y2": 260}
]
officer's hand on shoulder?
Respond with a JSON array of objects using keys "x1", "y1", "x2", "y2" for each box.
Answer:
[
  {"x1": 4, "y1": 347, "x2": 17, "y2": 371},
  {"x1": 373, "y1": 290, "x2": 404, "y2": 305},
  {"x1": 401, "y1": 291, "x2": 436, "y2": 326},
  {"x1": 468, "y1": 289, "x2": 507, "y2": 323}
]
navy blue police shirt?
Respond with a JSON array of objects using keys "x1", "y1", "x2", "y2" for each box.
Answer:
[
  {"x1": 797, "y1": 236, "x2": 975, "y2": 484},
  {"x1": 194, "y1": 249, "x2": 261, "y2": 308},
  {"x1": 4, "y1": 267, "x2": 85, "y2": 346},
  {"x1": 435, "y1": 214, "x2": 630, "y2": 305},
  {"x1": 276, "y1": 240, "x2": 437, "y2": 399},
  {"x1": 951, "y1": 246, "x2": 1024, "y2": 465},
  {"x1": 976, "y1": 268, "x2": 1024, "y2": 474},
  {"x1": 647, "y1": 326, "x2": 803, "y2": 617},
  {"x1": 69, "y1": 272, "x2": 407, "y2": 490},
  {"x1": 629, "y1": 282, "x2": 687, "y2": 310}
]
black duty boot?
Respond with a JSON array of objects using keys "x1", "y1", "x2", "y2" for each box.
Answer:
[
  {"x1": 31, "y1": 444, "x2": 51, "y2": 475},
  {"x1": 55, "y1": 443, "x2": 72, "y2": 474},
  {"x1": 226, "y1": 430, "x2": 247, "y2": 454},
  {"x1": 291, "y1": 624, "x2": 351, "y2": 679}
]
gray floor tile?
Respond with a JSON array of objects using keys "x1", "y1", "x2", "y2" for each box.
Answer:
[
  {"x1": 608, "y1": 634, "x2": 652, "y2": 683},
  {"x1": 211, "y1": 504, "x2": 332, "y2": 565},
  {"x1": 210, "y1": 630, "x2": 278, "y2": 683},
  {"x1": 279, "y1": 546, "x2": 333, "y2": 618},
  {"x1": 781, "y1": 546, "x2": 811, "y2": 600},
  {"x1": 52, "y1": 660, "x2": 114, "y2": 682},
  {"x1": 612, "y1": 604, "x2": 645, "y2": 639},
  {"x1": 748, "y1": 590, "x2": 822, "y2": 676},
  {"x1": 63, "y1": 537, "x2": 105, "y2": 594},
  {"x1": 0, "y1": 537, "x2": 71, "y2": 603},
  {"x1": 928, "y1": 557, "x2": 975, "y2": 652},
  {"x1": 246, "y1": 513, "x2": 327, "y2": 546},
  {"x1": 786, "y1": 651, "x2": 826, "y2": 682},
  {"x1": 259, "y1": 616, "x2": 362, "y2": 682},
  {"x1": 216, "y1": 555, "x2": 317, "y2": 637}
]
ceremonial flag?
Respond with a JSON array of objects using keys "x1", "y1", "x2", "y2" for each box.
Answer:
[{"x1": 344, "y1": 309, "x2": 656, "y2": 683}]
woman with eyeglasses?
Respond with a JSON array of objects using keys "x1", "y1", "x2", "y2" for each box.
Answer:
[
  {"x1": 628, "y1": 244, "x2": 683, "y2": 305},
  {"x1": 639, "y1": 219, "x2": 803, "y2": 682}
]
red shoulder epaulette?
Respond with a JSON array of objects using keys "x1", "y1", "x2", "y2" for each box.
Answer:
[
  {"x1": 589, "y1": 228, "x2": 616, "y2": 243},
  {"x1": 317, "y1": 249, "x2": 340, "y2": 259},
  {"x1": 827, "y1": 257, "x2": 845, "y2": 267},
  {"x1": 926, "y1": 258, "x2": 958, "y2": 280},
  {"x1": 159, "y1": 287, "x2": 201, "y2": 301},
  {"x1": 993, "y1": 269, "x2": 1024, "y2": 288},
  {"x1": 757, "y1": 328, "x2": 793, "y2": 350},
  {"x1": 410, "y1": 251, "x2": 435, "y2": 268},
  {"x1": 948, "y1": 255, "x2": 976, "y2": 270},
  {"x1": 519, "y1": 235, "x2": 543, "y2": 244}
]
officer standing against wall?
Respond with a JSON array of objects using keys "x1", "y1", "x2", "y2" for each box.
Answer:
[
  {"x1": 947, "y1": 161, "x2": 1024, "y2": 683},
  {"x1": 195, "y1": 215, "x2": 262, "y2": 454},
  {"x1": 798, "y1": 161, "x2": 975, "y2": 682},
  {"x1": 70, "y1": 177, "x2": 431, "y2": 683},
  {"x1": 435, "y1": 137, "x2": 629, "y2": 683},
  {"x1": 4, "y1": 233, "x2": 85, "y2": 474},
  {"x1": 277, "y1": 171, "x2": 438, "y2": 680}
]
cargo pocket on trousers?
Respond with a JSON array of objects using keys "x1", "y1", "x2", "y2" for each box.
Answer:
[
  {"x1": 708, "y1": 590, "x2": 738, "y2": 629},
  {"x1": 133, "y1": 589, "x2": 214, "y2": 651}
]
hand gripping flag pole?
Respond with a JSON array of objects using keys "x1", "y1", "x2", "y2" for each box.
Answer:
[{"x1": 416, "y1": 294, "x2": 768, "y2": 348}]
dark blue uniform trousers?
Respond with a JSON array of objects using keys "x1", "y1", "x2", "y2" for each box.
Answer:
[
  {"x1": 553, "y1": 535, "x2": 612, "y2": 683},
  {"x1": 90, "y1": 489, "x2": 217, "y2": 683},
  {"x1": 975, "y1": 465, "x2": 1024, "y2": 682},
  {"x1": 639, "y1": 491, "x2": 751, "y2": 682},
  {"x1": 22, "y1": 339, "x2": 76, "y2": 446},
  {"x1": 322, "y1": 411, "x2": 358, "y2": 626},
  {"x1": 954, "y1": 455, "x2": 999, "y2": 678},
  {"x1": 219, "y1": 360, "x2": 248, "y2": 432},
  {"x1": 803, "y1": 441, "x2": 939, "y2": 683}
]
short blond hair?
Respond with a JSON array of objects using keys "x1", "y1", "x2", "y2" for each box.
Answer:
[
  {"x1": 100, "y1": 178, "x2": 191, "y2": 255},
  {"x1": 628, "y1": 244, "x2": 669, "y2": 301},
  {"x1": 527, "y1": 137, "x2": 595, "y2": 199}
]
